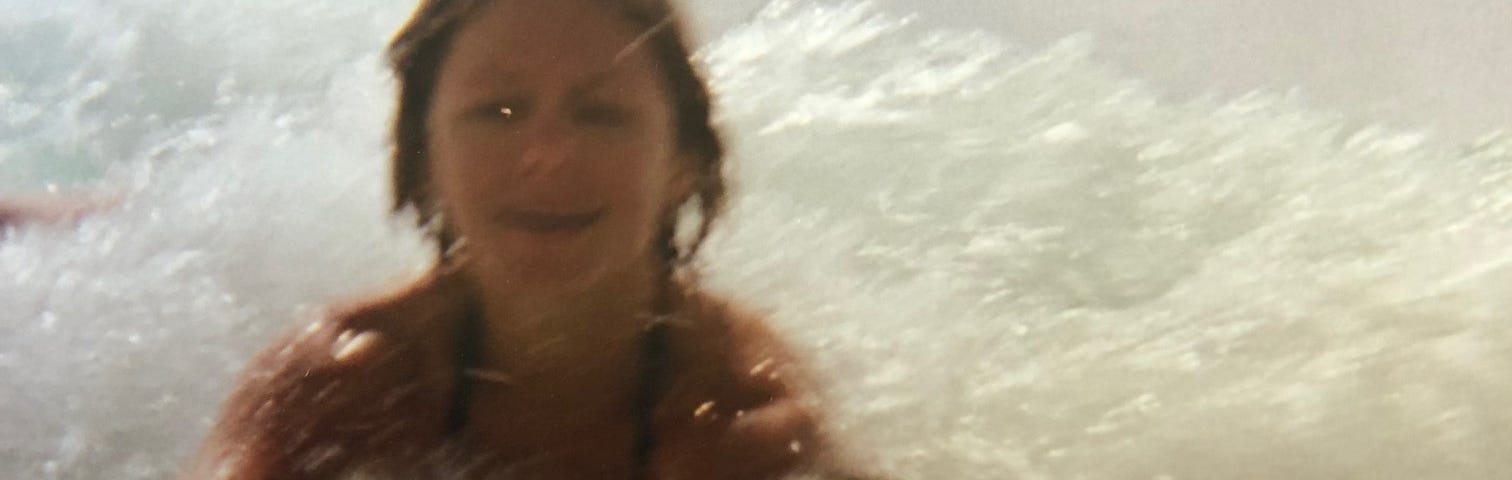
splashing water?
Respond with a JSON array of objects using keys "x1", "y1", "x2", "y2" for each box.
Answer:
[{"x1": 4, "y1": 1, "x2": 1512, "y2": 478}]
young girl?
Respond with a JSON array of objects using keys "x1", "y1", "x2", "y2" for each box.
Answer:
[{"x1": 188, "y1": 0, "x2": 857, "y2": 478}]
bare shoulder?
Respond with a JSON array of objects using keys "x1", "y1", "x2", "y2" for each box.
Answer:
[
  {"x1": 186, "y1": 270, "x2": 471, "y2": 479},
  {"x1": 668, "y1": 290, "x2": 891, "y2": 479},
  {"x1": 647, "y1": 287, "x2": 845, "y2": 479},
  {"x1": 668, "y1": 287, "x2": 814, "y2": 404}
]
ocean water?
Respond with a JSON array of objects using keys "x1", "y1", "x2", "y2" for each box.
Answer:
[{"x1": 4, "y1": 1, "x2": 1512, "y2": 479}]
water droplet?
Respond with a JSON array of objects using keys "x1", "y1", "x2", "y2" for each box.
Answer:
[
  {"x1": 750, "y1": 358, "x2": 776, "y2": 376},
  {"x1": 694, "y1": 401, "x2": 717, "y2": 419},
  {"x1": 332, "y1": 330, "x2": 380, "y2": 363}
]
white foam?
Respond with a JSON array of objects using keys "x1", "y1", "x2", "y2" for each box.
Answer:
[{"x1": 3, "y1": 1, "x2": 1512, "y2": 479}]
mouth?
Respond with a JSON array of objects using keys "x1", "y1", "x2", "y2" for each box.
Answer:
[{"x1": 496, "y1": 208, "x2": 605, "y2": 233}]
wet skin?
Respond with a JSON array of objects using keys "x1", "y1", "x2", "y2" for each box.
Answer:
[
  {"x1": 189, "y1": 270, "x2": 824, "y2": 479},
  {"x1": 0, "y1": 192, "x2": 113, "y2": 234},
  {"x1": 188, "y1": 0, "x2": 832, "y2": 478}
]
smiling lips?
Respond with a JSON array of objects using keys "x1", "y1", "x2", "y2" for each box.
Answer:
[{"x1": 497, "y1": 208, "x2": 605, "y2": 233}]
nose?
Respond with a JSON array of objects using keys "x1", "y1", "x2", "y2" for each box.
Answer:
[{"x1": 517, "y1": 114, "x2": 574, "y2": 178}]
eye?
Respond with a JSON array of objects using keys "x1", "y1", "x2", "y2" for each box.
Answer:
[{"x1": 467, "y1": 100, "x2": 528, "y2": 124}]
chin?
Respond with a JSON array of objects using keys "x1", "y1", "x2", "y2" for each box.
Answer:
[
  {"x1": 466, "y1": 230, "x2": 649, "y2": 296},
  {"x1": 501, "y1": 256, "x2": 610, "y2": 295}
]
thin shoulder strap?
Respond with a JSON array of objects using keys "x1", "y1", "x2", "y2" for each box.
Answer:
[
  {"x1": 631, "y1": 318, "x2": 672, "y2": 479},
  {"x1": 442, "y1": 289, "x2": 672, "y2": 475},
  {"x1": 444, "y1": 298, "x2": 484, "y2": 436}
]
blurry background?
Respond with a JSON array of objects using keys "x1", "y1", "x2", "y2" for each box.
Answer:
[
  {"x1": 3, "y1": 1, "x2": 1511, "y2": 479},
  {"x1": 688, "y1": 0, "x2": 1511, "y2": 141},
  {"x1": 6, "y1": 0, "x2": 1510, "y2": 192}
]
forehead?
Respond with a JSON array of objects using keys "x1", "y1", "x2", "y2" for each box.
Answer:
[{"x1": 442, "y1": 0, "x2": 661, "y2": 89}]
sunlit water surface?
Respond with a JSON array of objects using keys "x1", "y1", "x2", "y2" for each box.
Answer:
[{"x1": 4, "y1": 1, "x2": 1512, "y2": 478}]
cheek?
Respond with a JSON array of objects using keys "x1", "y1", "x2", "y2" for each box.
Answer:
[
  {"x1": 427, "y1": 131, "x2": 507, "y2": 205},
  {"x1": 587, "y1": 148, "x2": 679, "y2": 247},
  {"x1": 423, "y1": 149, "x2": 499, "y2": 247},
  {"x1": 596, "y1": 144, "x2": 677, "y2": 213}
]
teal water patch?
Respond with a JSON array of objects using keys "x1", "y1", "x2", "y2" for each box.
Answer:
[
  {"x1": 0, "y1": 0, "x2": 416, "y2": 193},
  {"x1": 0, "y1": 146, "x2": 109, "y2": 193},
  {"x1": 3, "y1": 1, "x2": 1512, "y2": 479},
  {"x1": 1, "y1": 12, "x2": 128, "y2": 192}
]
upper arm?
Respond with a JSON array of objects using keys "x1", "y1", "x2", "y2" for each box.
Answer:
[
  {"x1": 712, "y1": 311, "x2": 886, "y2": 479},
  {"x1": 684, "y1": 299, "x2": 817, "y2": 411},
  {"x1": 721, "y1": 310, "x2": 828, "y2": 465},
  {"x1": 649, "y1": 295, "x2": 827, "y2": 479},
  {"x1": 0, "y1": 193, "x2": 113, "y2": 228}
]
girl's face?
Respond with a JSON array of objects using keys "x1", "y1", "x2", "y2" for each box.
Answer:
[{"x1": 426, "y1": 0, "x2": 691, "y2": 295}]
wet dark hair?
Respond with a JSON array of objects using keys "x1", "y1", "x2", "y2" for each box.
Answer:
[{"x1": 386, "y1": 0, "x2": 727, "y2": 267}]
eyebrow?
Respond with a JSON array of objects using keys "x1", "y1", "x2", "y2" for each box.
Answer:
[
  {"x1": 571, "y1": 70, "x2": 618, "y2": 96},
  {"x1": 459, "y1": 68, "x2": 521, "y2": 90},
  {"x1": 458, "y1": 67, "x2": 628, "y2": 100}
]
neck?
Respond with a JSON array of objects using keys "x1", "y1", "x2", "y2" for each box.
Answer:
[{"x1": 464, "y1": 255, "x2": 666, "y2": 376}]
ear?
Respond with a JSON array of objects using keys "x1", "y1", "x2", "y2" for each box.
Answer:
[{"x1": 662, "y1": 150, "x2": 699, "y2": 211}]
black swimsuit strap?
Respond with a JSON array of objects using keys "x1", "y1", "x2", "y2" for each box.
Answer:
[
  {"x1": 444, "y1": 299, "x2": 484, "y2": 436},
  {"x1": 631, "y1": 319, "x2": 672, "y2": 479},
  {"x1": 444, "y1": 299, "x2": 673, "y2": 478}
]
